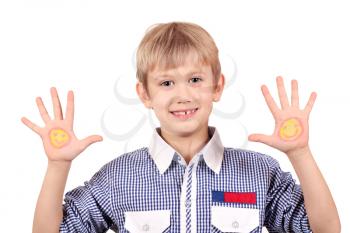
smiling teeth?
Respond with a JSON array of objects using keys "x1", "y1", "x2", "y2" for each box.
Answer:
[{"x1": 172, "y1": 109, "x2": 197, "y2": 116}]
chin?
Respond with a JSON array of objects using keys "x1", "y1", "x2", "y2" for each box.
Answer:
[{"x1": 170, "y1": 122, "x2": 204, "y2": 135}]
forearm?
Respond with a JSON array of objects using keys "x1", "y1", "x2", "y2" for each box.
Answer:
[
  {"x1": 287, "y1": 147, "x2": 341, "y2": 233},
  {"x1": 32, "y1": 161, "x2": 72, "y2": 233}
]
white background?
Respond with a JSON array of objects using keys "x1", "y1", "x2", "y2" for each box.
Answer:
[{"x1": 0, "y1": 0, "x2": 349, "y2": 232}]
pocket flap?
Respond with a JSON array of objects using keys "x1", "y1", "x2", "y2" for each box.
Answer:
[
  {"x1": 125, "y1": 209, "x2": 171, "y2": 233},
  {"x1": 212, "y1": 206, "x2": 259, "y2": 233}
]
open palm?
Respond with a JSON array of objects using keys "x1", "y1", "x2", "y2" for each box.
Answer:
[
  {"x1": 21, "y1": 87, "x2": 103, "y2": 162},
  {"x1": 248, "y1": 76, "x2": 317, "y2": 154}
]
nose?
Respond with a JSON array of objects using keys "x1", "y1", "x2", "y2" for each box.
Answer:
[{"x1": 174, "y1": 83, "x2": 192, "y2": 104}]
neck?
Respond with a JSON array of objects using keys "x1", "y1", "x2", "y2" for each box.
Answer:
[{"x1": 159, "y1": 126, "x2": 210, "y2": 164}]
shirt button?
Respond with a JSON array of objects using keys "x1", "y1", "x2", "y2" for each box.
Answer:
[
  {"x1": 232, "y1": 221, "x2": 239, "y2": 229},
  {"x1": 185, "y1": 199, "x2": 191, "y2": 208},
  {"x1": 142, "y1": 224, "x2": 150, "y2": 231}
]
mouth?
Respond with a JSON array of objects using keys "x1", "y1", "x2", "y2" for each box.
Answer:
[{"x1": 170, "y1": 108, "x2": 199, "y2": 119}]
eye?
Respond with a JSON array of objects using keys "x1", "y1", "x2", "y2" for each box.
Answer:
[
  {"x1": 190, "y1": 76, "x2": 202, "y2": 83},
  {"x1": 160, "y1": 80, "x2": 174, "y2": 87}
]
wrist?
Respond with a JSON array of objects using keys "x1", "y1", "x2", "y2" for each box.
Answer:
[
  {"x1": 286, "y1": 145, "x2": 312, "y2": 162},
  {"x1": 47, "y1": 160, "x2": 72, "y2": 171}
]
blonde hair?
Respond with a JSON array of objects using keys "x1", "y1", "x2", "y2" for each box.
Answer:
[{"x1": 136, "y1": 22, "x2": 221, "y2": 93}]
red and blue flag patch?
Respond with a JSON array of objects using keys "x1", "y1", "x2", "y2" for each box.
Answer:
[{"x1": 212, "y1": 190, "x2": 256, "y2": 205}]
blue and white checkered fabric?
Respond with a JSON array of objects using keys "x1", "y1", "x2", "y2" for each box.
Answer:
[
  {"x1": 60, "y1": 126, "x2": 311, "y2": 233},
  {"x1": 185, "y1": 164, "x2": 194, "y2": 233}
]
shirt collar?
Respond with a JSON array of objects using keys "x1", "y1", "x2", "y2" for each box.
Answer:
[{"x1": 148, "y1": 126, "x2": 225, "y2": 175}]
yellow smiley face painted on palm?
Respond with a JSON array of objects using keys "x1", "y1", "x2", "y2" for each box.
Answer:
[
  {"x1": 49, "y1": 128, "x2": 70, "y2": 148},
  {"x1": 279, "y1": 118, "x2": 303, "y2": 141}
]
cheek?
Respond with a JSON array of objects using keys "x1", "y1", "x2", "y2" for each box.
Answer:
[
  {"x1": 152, "y1": 94, "x2": 171, "y2": 111},
  {"x1": 198, "y1": 95, "x2": 214, "y2": 114},
  {"x1": 200, "y1": 82, "x2": 216, "y2": 94},
  {"x1": 199, "y1": 90, "x2": 215, "y2": 104}
]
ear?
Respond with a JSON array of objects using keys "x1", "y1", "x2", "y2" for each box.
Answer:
[
  {"x1": 136, "y1": 82, "x2": 152, "y2": 109},
  {"x1": 213, "y1": 74, "x2": 225, "y2": 102}
]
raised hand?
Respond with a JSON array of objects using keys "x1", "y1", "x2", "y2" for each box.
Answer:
[
  {"x1": 248, "y1": 76, "x2": 317, "y2": 156},
  {"x1": 21, "y1": 87, "x2": 103, "y2": 162}
]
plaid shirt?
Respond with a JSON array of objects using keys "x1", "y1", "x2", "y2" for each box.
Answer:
[{"x1": 60, "y1": 126, "x2": 311, "y2": 232}]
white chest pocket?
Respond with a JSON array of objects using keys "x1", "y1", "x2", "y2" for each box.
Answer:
[
  {"x1": 124, "y1": 209, "x2": 171, "y2": 233},
  {"x1": 212, "y1": 206, "x2": 260, "y2": 233}
]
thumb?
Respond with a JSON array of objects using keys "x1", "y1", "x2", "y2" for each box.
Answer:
[
  {"x1": 79, "y1": 135, "x2": 103, "y2": 150},
  {"x1": 248, "y1": 133, "x2": 271, "y2": 144}
]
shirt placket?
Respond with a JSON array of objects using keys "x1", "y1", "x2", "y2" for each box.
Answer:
[
  {"x1": 185, "y1": 163, "x2": 194, "y2": 232},
  {"x1": 180, "y1": 155, "x2": 199, "y2": 233}
]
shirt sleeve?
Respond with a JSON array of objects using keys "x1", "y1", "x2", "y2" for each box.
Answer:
[
  {"x1": 263, "y1": 155, "x2": 312, "y2": 232},
  {"x1": 59, "y1": 163, "x2": 115, "y2": 233}
]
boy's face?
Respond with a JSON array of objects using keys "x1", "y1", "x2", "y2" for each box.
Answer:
[{"x1": 136, "y1": 52, "x2": 225, "y2": 137}]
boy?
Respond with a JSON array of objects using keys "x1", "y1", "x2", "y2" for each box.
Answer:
[{"x1": 22, "y1": 22, "x2": 340, "y2": 232}]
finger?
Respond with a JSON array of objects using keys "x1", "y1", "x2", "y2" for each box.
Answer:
[
  {"x1": 261, "y1": 85, "x2": 280, "y2": 117},
  {"x1": 304, "y1": 92, "x2": 317, "y2": 115},
  {"x1": 36, "y1": 97, "x2": 51, "y2": 123},
  {"x1": 78, "y1": 135, "x2": 103, "y2": 151},
  {"x1": 21, "y1": 117, "x2": 41, "y2": 135},
  {"x1": 291, "y1": 79, "x2": 299, "y2": 108},
  {"x1": 50, "y1": 87, "x2": 63, "y2": 120},
  {"x1": 65, "y1": 90, "x2": 74, "y2": 130},
  {"x1": 248, "y1": 134, "x2": 274, "y2": 147},
  {"x1": 276, "y1": 76, "x2": 290, "y2": 109}
]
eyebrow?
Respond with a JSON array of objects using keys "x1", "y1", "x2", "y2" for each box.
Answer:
[{"x1": 153, "y1": 70, "x2": 205, "y2": 80}]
